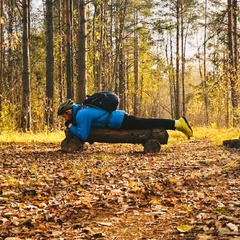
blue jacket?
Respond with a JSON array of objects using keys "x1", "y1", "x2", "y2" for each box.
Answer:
[{"x1": 69, "y1": 104, "x2": 125, "y2": 141}]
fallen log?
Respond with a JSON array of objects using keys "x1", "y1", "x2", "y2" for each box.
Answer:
[
  {"x1": 61, "y1": 128, "x2": 169, "y2": 153},
  {"x1": 223, "y1": 138, "x2": 240, "y2": 148},
  {"x1": 87, "y1": 128, "x2": 168, "y2": 144}
]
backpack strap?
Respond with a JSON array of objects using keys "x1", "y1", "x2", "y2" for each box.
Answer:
[
  {"x1": 74, "y1": 104, "x2": 111, "y2": 128},
  {"x1": 72, "y1": 105, "x2": 82, "y2": 125},
  {"x1": 92, "y1": 111, "x2": 111, "y2": 128},
  {"x1": 105, "y1": 112, "x2": 112, "y2": 127}
]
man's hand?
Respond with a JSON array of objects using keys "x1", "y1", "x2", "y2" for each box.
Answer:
[{"x1": 65, "y1": 120, "x2": 73, "y2": 128}]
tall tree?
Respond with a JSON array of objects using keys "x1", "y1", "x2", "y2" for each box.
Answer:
[
  {"x1": 115, "y1": 0, "x2": 128, "y2": 109},
  {"x1": 6, "y1": 0, "x2": 14, "y2": 104},
  {"x1": 133, "y1": 9, "x2": 139, "y2": 116},
  {"x1": 65, "y1": 0, "x2": 74, "y2": 99},
  {"x1": 203, "y1": 0, "x2": 209, "y2": 125},
  {"x1": 227, "y1": 0, "x2": 238, "y2": 126},
  {"x1": 45, "y1": 0, "x2": 54, "y2": 128},
  {"x1": 76, "y1": 0, "x2": 87, "y2": 102},
  {"x1": 180, "y1": 2, "x2": 186, "y2": 117},
  {"x1": 58, "y1": 0, "x2": 64, "y2": 103},
  {"x1": 175, "y1": 0, "x2": 180, "y2": 119},
  {"x1": 21, "y1": 0, "x2": 31, "y2": 131},
  {"x1": 0, "y1": 0, "x2": 3, "y2": 115},
  {"x1": 92, "y1": 0, "x2": 103, "y2": 91}
]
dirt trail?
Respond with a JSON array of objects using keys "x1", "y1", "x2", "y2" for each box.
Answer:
[{"x1": 0, "y1": 140, "x2": 239, "y2": 239}]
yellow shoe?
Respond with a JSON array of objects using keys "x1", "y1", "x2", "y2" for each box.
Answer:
[{"x1": 175, "y1": 117, "x2": 193, "y2": 139}]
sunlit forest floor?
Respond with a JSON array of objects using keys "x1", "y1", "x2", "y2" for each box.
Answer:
[{"x1": 0, "y1": 128, "x2": 239, "y2": 239}]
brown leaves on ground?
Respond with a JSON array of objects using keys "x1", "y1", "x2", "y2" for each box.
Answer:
[{"x1": 0, "y1": 140, "x2": 239, "y2": 240}]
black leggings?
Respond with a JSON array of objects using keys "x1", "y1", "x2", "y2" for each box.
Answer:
[{"x1": 120, "y1": 114, "x2": 175, "y2": 130}]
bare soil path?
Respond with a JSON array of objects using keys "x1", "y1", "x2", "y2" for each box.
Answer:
[{"x1": 0, "y1": 139, "x2": 239, "y2": 239}]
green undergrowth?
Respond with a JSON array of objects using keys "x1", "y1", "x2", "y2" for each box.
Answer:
[{"x1": 0, "y1": 127, "x2": 239, "y2": 146}]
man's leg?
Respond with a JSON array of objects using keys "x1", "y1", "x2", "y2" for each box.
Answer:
[
  {"x1": 121, "y1": 114, "x2": 193, "y2": 138},
  {"x1": 121, "y1": 115, "x2": 175, "y2": 130}
]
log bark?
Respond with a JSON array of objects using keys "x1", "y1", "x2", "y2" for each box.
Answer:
[{"x1": 87, "y1": 128, "x2": 168, "y2": 144}]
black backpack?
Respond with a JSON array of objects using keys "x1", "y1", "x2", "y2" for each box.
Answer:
[{"x1": 83, "y1": 91, "x2": 119, "y2": 112}]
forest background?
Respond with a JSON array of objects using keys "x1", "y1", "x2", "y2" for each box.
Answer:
[{"x1": 0, "y1": 0, "x2": 239, "y2": 132}]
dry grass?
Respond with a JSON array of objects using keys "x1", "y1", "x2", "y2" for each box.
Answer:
[
  {"x1": 0, "y1": 127, "x2": 238, "y2": 145},
  {"x1": 168, "y1": 126, "x2": 239, "y2": 146},
  {"x1": 0, "y1": 130, "x2": 64, "y2": 144}
]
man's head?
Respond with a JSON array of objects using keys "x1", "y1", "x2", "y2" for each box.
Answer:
[{"x1": 57, "y1": 99, "x2": 74, "y2": 120}]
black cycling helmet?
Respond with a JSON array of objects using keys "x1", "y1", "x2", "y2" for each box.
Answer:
[{"x1": 57, "y1": 99, "x2": 74, "y2": 115}]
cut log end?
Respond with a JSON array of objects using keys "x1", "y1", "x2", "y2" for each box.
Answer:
[
  {"x1": 61, "y1": 137, "x2": 87, "y2": 152},
  {"x1": 144, "y1": 139, "x2": 161, "y2": 153}
]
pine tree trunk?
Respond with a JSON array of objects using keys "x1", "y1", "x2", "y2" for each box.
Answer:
[
  {"x1": 228, "y1": 0, "x2": 238, "y2": 126},
  {"x1": 133, "y1": 9, "x2": 139, "y2": 116},
  {"x1": 45, "y1": 0, "x2": 54, "y2": 128},
  {"x1": 0, "y1": 0, "x2": 3, "y2": 115},
  {"x1": 65, "y1": 0, "x2": 74, "y2": 99},
  {"x1": 58, "y1": 0, "x2": 64, "y2": 103},
  {"x1": 175, "y1": 0, "x2": 180, "y2": 119},
  {"x1": 21, "y1": 0, "x2": 31, "y2": 131},
  {"x1": 76, "y1": 0, "x2": 87, "y2": 103}
]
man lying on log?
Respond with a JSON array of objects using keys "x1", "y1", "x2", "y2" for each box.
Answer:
[{"x1": 57, "y1": 97, "x2": 193, "y2": 144}]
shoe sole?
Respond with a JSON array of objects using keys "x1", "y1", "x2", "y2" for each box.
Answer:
[{"x1": 182, "y1": 116, "x2": 193, "y2": 136}]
